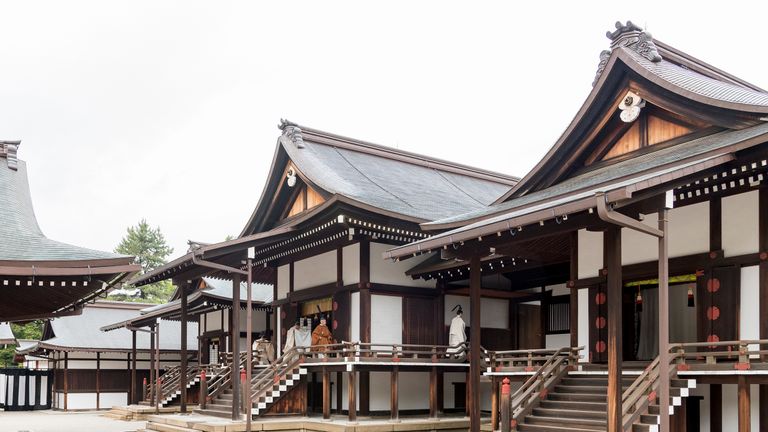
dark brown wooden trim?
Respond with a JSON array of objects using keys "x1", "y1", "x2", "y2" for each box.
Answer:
[
  {"x1": 738, "y1": 376, "x2": 750, "y2": 432},
  {"x1": 359, "y1": 238, "x2": 371, "y2": 415},
  {"x1": 469, "y1": 255, "x2": 481, "y2": 432},
  {"x1": 711, "y1": 384, "x2": 722, "y2": 432},
  {"x1": 760, "y1": 187, "x2": 768, "y2": 432},
  {"x1": 131, "y1": 330, "x2": 137, "y2": 405},
  {"x1": 390, "y1": 366, "x2": 399, "y2": 422},
  {"x1": 569, "y1": 232, "x2": 579, "y2": 348},
  {"x1": 347, "y1": 370, "x2": 356, "y2": 422},
  {"x1": 64, "y1": 352, "x2": 69, "y2": 410},
  {"x1": 710, "y1": 197, "x2": 722, "y2": 252},
  {"x1": 95, "y1": 352, "x2": 100, "y2": 410},
  {"x1": 180, "y1": 281, "x2": 188, "y2": 413},
  {"x1": 605, "y1": 226, "x2": 622, "y2": 432},
  {"x1": 286, "y1": 282, "x2": 339, "y2": 303},
  {"x1": 369, "y1": 283, "x2": 438, "y2": 298}
]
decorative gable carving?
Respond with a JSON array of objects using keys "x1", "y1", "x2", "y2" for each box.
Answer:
[{"x1": 593, "y1": 21, "x2": 662, "y2": 86}]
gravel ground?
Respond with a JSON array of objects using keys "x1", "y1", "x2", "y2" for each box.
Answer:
[{"x1": 0, "y1": 410, "x2": 143, "y2": 432}]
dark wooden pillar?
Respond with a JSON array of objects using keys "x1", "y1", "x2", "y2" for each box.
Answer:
[
  {"x1": 569, "y1": 231, "x2": 579, "y2": 348},
  {"x1": 491, "y1": 377, "x2": 499, "y2": 431},
  {"x1": 759, "y1": 188, "x2": 768, "y2": 432},
  {"x1": 711, "y1": 384, "x2": 722, "y2": 432},
  {"x1": 390, "y1": 366, "x2": 399, "y2": 422},
  {"x1": 149, "y1": 323, "x2": 155, "y2": 405},
  {"x1": 96, "y1": 352, "x2": 101, "y2": 410},
  {"x1": 429, "y1": 367, "x2": 438, "y2": 419},
  {"x1": 738, "y1": 376, "x2": 751, "y2": 432},
  {"x1": 63, "y1": 351, "x2": 68, "y2": 411},
  {"x1": 604, "y1": 226, "x2": 622, "y2": 432},
  {"x1": 336, "y1": 371, "x2": 343, "y2": 414},
  {"x1": 231, "y1": 274, "x2": 241, "y2": 421},
  {"x1": 131, "y1": 330, "x2": 137, "y2": 404},
  {"x1": 359, "y1": 238, "x2": 371, "y2": 415},
  {"x1": 469, "y1": 255, "x2": 481, "y2": 432},
  {"x1": 323, "y1": 368, "x2": 330, "y2": 420},
  {"x1": 347, "y1": 369, "x2": 357, "y2": 422},
  {"x1": 180, "y1": 281, "x2": 188, "y2": 414},
  {"x1": 155, "y1": 320, "x2": 161, "y2": 414}
]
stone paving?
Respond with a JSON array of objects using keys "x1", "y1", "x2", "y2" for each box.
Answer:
[{"x1": 0, "y1": 410, "x2": 143, "y2": 432}]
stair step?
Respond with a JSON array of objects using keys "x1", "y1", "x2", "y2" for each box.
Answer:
[
  {"x1": 632, "y1": 423, "x2": 660, "y2": 432},
  {"x1": 561, "y1": 377, "x2": 634, "y2": 386},
  {"x1": 525, "y1": 415, "x2": 606, "y2": 429},
  {"x1": 554, "y1": 385, "x2": 609, "y2": 394},
  {"x1": 548, "y1": 392, "x2": 606, "y2": 402},
  {"x1": 145, "y1": 422, "x2": 198, "y2": 432},
  {"x1": 519, "y1": 422, "x2": 605, "y2": 432},
  {"x1": 532, "y1": 407, "x2": 606, "y2": 420},
  {"x1": 539, "y1": 400, "x2": 607, "y2": 412},
  {"x1": 194, "y1": 408, "x2": 241, "y2": 419}
]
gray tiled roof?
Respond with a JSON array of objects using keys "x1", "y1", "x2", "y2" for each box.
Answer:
[
  {"x1": 139, "y1": 277, "x2": 272, "y2": 315},
  {"x1": 282, "y1": 135, "x2": 513, "y2": 222},
  {"x1": 0, "y1": 159, "x2": 125, "y2": 261},
  {"x1": 23, "y1": 302, "x2": 197, "y2": 353},
  {"x1": 0, "y1": 322, "x2": 15, "y2": 345},
  {"x1": 623, "y1": 47, "x2": 768, "y2": 107},
  {"x1": 425, "y1": 122, "x2": 768, "y2": 227}
]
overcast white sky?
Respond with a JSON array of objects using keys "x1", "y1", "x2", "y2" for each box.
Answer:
[{"x1": 1, "y1": 1, "x2": 766, "y2": 258}]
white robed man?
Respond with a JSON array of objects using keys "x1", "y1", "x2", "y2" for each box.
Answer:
[
  {"x1": 283, "y1": 319, "x2": 312, "y2": 354},
  {"x1": 447, "y1": 305, "x2": 466, "y2": 358}
]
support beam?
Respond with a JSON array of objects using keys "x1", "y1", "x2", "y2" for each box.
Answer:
[
  {"x1": 347, "y1": 370, "x2": 357, "y2": 422},
  {"x1": 180, "y1": 282, "x2": 188, "y2": 414},
  {"x1": 760, "y1": 188, "x2": 768, "y2": 432},
  {"x1": 390, "y1": 366, "x2": 399, "y2": 422},
  {"x1": 711, "y1": 384, "x2": 722, "y2": 432},
  {"x1": 359, "y1": 238, "x2": 371, "y2": 415},
  {"x1": 738, "y1": 376, "x2": 751, "y2": 432},
  {"x1": 429, "y1": 367, "x2": 438, "y2": 419},
  {"x1": 469, "y1": 255, "x2": 481, "y2": 432},
  {"x1": 64, "y1": 351, "x2": 68, "y2": 411},
  {"x1": 323, "y1": 368, "x2": 331, "y2": 420},
  {"x1": 149, "y1": 323, "x2": 155, "y2": 405},
  {"x1": 491, "y1": 377, "x2": 499, "y2": 431},
  {"x1": 246, "y1": 257, "x2": 254, "y2": 431},
  {"x1": 605, "y1": 226, "x2": 622, "y2": 432},
  {"x1": 569, "y1": 231, "x2": 579, "y2": 348},
  {"x1": 231, "y1": 273, "x2": 241, "y2": 421},
  {"x1": 96, "y1": 352, "x2": 101, "y2": 410},
  {"x1": 658, "y1": 209, "x2": 670, "y2": 432},
  {"x1": 131, "y1": 330, "x2": 137, "y2": 405},
  {"x1": 336, "y1": 371, "x2": 343, "y2": 414},
  {"x1": 155, "y1": 320, "x2": 161, "y2": 415}
]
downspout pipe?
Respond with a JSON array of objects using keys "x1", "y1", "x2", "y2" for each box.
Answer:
[{"x1": 595, "y1": 192, "x2": 663, "y2": 239}]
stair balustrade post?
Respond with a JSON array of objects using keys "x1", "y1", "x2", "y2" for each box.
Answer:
[
  {"x1": 199, "y1": 370, "x2": 207, "y2": 410},
  {"x1": 501, "y1": 378, "x2": 511, "y2": 432},
  {"x1": 241, "y1": 368, "x2": 248, "y2": 414},
  {"x1": 142, "y1": 378, "x2": 147, "y2": 402}
]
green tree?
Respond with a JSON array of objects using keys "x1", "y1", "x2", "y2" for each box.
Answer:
[
  {"x1": 109, "y1": 219, "x2": 175, "y2": 304},
  {"x1": 0, "y1": 321, "x2": 43, "y2": 367}
]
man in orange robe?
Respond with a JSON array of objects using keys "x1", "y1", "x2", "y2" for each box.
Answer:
[{"x1": 311, "y1": 316, "x2": 334, "y2": 353}]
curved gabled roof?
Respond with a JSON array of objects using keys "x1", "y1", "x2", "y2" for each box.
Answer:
[
  {"x1": 240, "y1": 122, "x2": 519, "y2": 235},
  {"x1": 493, "y1": 22, "x2": 768, "y2": 204},
  {"x1": 0, "y1": 144, "x2": 128, "y2": 263}
]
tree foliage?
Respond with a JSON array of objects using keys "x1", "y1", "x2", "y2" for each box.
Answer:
[
  {"x1": 0, "y1": 321, "x2": 43, "y2": 367},
  {"x1": 109, "y1": 219, "x2": 175, "y2": 304}
]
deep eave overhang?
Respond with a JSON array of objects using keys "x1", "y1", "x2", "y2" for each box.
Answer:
[{"x1": 386, "y1": 151, "x2": 743, "y2": 261}]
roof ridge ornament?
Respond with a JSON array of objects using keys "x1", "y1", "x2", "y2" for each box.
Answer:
[
  {"x1": 593, "y1": 20, "x2": 662, "y2": 87},
  {"x1": 279, "y1": 119, "x2": 305, "y2": 149},
  {"x1": 1, "y1": 140, "x2": 21, "y2": 170}
]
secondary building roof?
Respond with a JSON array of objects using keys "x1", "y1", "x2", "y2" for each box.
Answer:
[
  {"x1": 0, "y1": 322, "x2": 15, "y2": 345},
  {"x1": 17, "y1": 301, "x2": 197, "y2": 354}
]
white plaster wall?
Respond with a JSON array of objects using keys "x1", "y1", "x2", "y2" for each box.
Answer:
[
  {"x1": 578, "y1": 230, "x2": 603, "y2": 279},
  {"x1": 276, "y1": 306, "x2": 282, "y2": 354},
  {"x1": 369, "y1": 372, "x2": 390, "y2": 410},
  {"x1": 444, "y1": 294, "x2": 508, "y2": 329},
  {"x1": 578, "y1": 288, "x2": 589, "y2": 362},
  {"x1": 343, "y1": 244, "x2": 360, "y2": 286},
  {"x1": 340, "y1": 371, "x2": 359, "y2": 410},
  {"x1": 101, "y1": 360, "x2": 130, "y2": 369},
  {"x1": 238, "y1": 309, "x2": 267, "y2": 333},
  {"x1": 65, "y1": 393, "x2": 97, "y2": 410},
  {"x1": 442, "y1": 372, "x2": 465, "y2": 410},
  {"x1": 351, "y1": 292, "x2": 360, "y2": 342},
  {"x1": 691, "y1": 384, "x2": 710, "y2": 432},
  {"x1": 741, "y1": 266, "x2": 760, "y2": 354},
  {"x1": 722, "y1": 384, "x2": 760, "y2": 431},
  {"x1": 294, "y1": 250, "x2": 336, "y2": 290},
  {"x1": 370, "y1": 242, "x2": 435, "y2": 288},
  {"x1": 205, "y1": 311, "x2": 221, "y2": 332},
  {"x1": 399, "y1": 372, "x2": 429, "y2": 410},
  {"x1": 545, "y1": 334, "x2": 570, "y2": 350},
  {"x1": 99, "y1": 392, "x2": 127, "y2": 407},
  {"x1": 371, "y1": 295, "x2": 402, "y2": 345},
  {"x1": 39, "y1": 376, "x2": 48, "y2": 405},
  {"x1": 723, "y1": 190, "x2": 759, "y2": 257},
  {"x1": 0, "y1": 374, "x2": 6, "y2": 405},
  {"x1": 277, "y1": 264, "x2": 290, "y2": 300}
]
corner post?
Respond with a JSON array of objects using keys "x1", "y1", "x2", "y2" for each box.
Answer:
[
  {"x1": 604, "y1": 226, "x2": 622, "y2": 432},
  {"x1": 231, "y1": 273, "x2": 241, "y2": 421},
  {"x1": 469, "y1": 254, "x2": 482, "y2": 432},
  {"x1": 658, "y1": 208, "x2": 670, "y2": 432}
]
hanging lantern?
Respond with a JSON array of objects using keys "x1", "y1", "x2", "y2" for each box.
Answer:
[
  {"x1": 635, "y1": 287, "x2": 643, "y2": 312},
  {"x1": 687, "y1": 286, "x2": 695, "y2": 307}
]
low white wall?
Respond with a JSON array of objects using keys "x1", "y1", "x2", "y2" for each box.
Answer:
[
  {"x1": 722, "y1": 384, "x2": 760, "y2": 431},
  {"x1": 351, "y1": 292, "x2": 360, "y2": 342},
  {"x1": 577, "y1": 288, "x2": 589, "y2": 362},
  {"x1": 545, "y1": 334, "x2": 570, "y2": 350},
  {"x1": 578, "y1": 230, "x2": 603, "y2": 279},
  {"x1": 443, "y1": 372, "x2": 465, "y2": 410},
  {"x1": 277, "y1": 264, "x2": 290, "y2": 300},
  {"x1": 741, "y1": 266, "x2": 760, "y2": 353}
]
